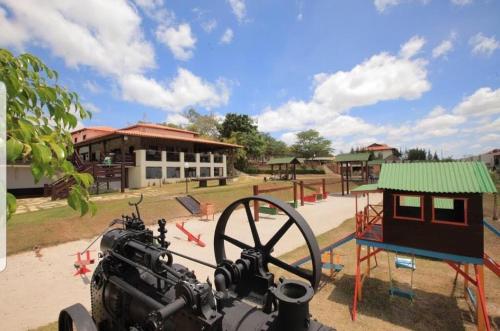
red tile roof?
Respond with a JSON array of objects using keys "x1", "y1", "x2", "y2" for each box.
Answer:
[{"x1": 73, "y1": 123, "x2": 241, "y2": 148}]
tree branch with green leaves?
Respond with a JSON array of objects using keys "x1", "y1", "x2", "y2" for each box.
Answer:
[{"x1": 1, "y1": 49, "x2": 95, "y2": 219}]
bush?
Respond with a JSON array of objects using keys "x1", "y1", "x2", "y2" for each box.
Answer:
[{"x1": 243, "y1": 168, "x2": 325, "y2": 175}]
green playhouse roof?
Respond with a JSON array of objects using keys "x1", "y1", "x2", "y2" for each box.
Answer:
[
  {"x1": 378, "y1": 161, "x2": 497, "y2": 193},
  {"x1": 351, "y1": 183, "x2": 380, "y2": 193},
  {"x1": 335, "y1": 152, "x2": 371, "y2": 162},
  {"x1": 267, "y1": 157, "x2": 301, "y2": 165}
]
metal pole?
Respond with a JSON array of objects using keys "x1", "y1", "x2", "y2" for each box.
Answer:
[{"x1": 253, "y1": 185, "x2": 259, "y2": 222}]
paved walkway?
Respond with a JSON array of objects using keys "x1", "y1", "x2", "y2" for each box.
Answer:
[
  {"x1": 0, "y1": 193, "x2": 380, "y2": 330},
  {"x1": 14, "y1": 186, "x2": 175, "y2": 214}
]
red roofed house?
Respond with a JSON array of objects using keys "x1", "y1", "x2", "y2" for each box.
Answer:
[
  {"x1": 365, "y1": 143, "x2": 398, "y2": 159},
  {"x1": 71, "y1": 123, "x2": 241, "y2": 189}
]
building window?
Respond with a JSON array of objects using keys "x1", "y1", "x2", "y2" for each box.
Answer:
[
  {"x1": 146, "y1": 167, "x2": 162, "y2": 179},
  {"x1": 185, "y1": 167, "x2": 197, "y2": 178},
  {"x1": 214, "y1": 167, "x2": 224, "y2": 177},
  {"x1": 200, "y1": 167, "x2": 211, "y2": 177},
  {"x1": 432, "y1": 197, "x2": 467, "y2": 226},
  {"x1": 146, "y1": 149, "x2": 162, "y2": 161},
  {"x1": 200, "y1": 154, "x2": 210, "y2": 163},
  {"x1": 393, "y1": 194, "x2": 424, "y2": 221},
  {"x1": 185, "y1": 153, "x2": 196, "y2": 162},
  {"x1": 214, "y1": 154, "x2": 223, "y2": 163},
  {"x1": 74, "y1": 137, "x2": 78, "y2": 143},
  {"x1": 167, "y1": 167, "x2": 180, "y2": 178},
  {"x1": 166, "y1": 152, "x2": 180, "y2": 162},
  {"x1": 83, "y1": 134, "x2": 86, "y2": 140}
]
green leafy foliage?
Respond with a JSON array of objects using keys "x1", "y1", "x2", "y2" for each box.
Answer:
[
  {"x1": 291, "y1": 129, "x2": 332, "y2": 159},
  {"x1": 219, "y1": 113, "x2": 257, "y2": 138},
  {"x1": 184, "y1": 108, "x2": 221, "y2": 138},
  {"x1": 1, "y1": 49, "x2": 95, "y2": 219}
]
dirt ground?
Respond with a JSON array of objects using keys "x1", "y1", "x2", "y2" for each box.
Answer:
[{"x1": 274, "y1": 217, "x2": 500, "y2": 331}]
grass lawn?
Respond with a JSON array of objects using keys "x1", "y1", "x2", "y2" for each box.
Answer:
[{"x1": 8, "y1": 175, "x2": 344, "y2": 255}]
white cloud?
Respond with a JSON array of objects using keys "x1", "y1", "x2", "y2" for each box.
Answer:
[
  {"x1": 0, "y1": 7, "x2": 28, "y2": 49},
  {"x1": 228, "y1": 0, "x2": 246, "y2": 22},
  {"x1": 120, "y1": 68, "x2": 230, "y2": 112},
  {"x1": 374, "y1": 0, "x2": 400, "y2": 12},
  {"x1": 82, "y1": 102, "x2": 101, "y2": 114},
  {"x1": 453, "y1": 87, "x2": 500, "y2": 117},
  {"x1": 399, "y1": 36, "x2": 426, "y2": 59},
  {"x1": 432, "y1": 39, "x2": 453, "y2": 58},
  {"x1": 166, "y1": 113, "x2": 190, "y2": 126},
  {"x1": 280, "y1": 132, "x2": 298, "y2": 145},
  {"x1": 83, "y1": 80, "x2": 103, "y2": 94},
  {"x1": 257, "y1": 35, "x2": 430, "y2": 134},
  {"x1": 297, "y1": 13, "x2": 303, "y2": 21},
  {"x1": 414, "y1": 107, "x2": 466, "y2": 137},
  {"x1": 201, "y1": 19, "x2": 217, "y2": 33},
  {"x1": 133, "y1": 0, "x2": 175, "y2": 24},
  {"x1": 0, "y1": 0, "x2": 155, "y2": 77},
  {"x1": 220, "y1": 28, "x2": 234, "y2": 44},
  {"x1": 469, "y1": 33, "x2": 500, "y2": 56},
  {"x1": 0, "y1": 0, "x2": 232, "y2": 116},
  {"x1": 451, "y1": 0, "x2": 473, "y2": 6},
  {"x1": 156, "y1": 23, "x2": 197, "y2": 61},
  {"x1": 479, "y1": 133, "x2": 500, "y2": 143}
]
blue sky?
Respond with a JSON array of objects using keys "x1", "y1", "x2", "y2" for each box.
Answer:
[{"x1": 0, "y1": 0, "x2": 499, "y2": 157}]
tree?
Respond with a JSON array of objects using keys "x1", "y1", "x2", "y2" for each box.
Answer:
[
  {"x1": 2, "y1": 49, "x2": 94, "y2": 219},
  {"x1": 433, "y1": 152, "x2": 439, "y2": 161},
  {"x1": 291, "y1": 130, "x2": 332, "y2": 159},
  {"x1": 426, "y1": 150, "x2": 433, "y2": 161},
  {"x1": 219, "y1": 113, "x2": 257, "y2": 138},
  {"x1": 407, "y1": 148, "x2": 427, "y2": 161},
  {"x1": 261, "y1": 133, "x2": 289, "y2": 159},
  {"x1": 184, "y1": 108, "x2": 220, "y2": 138}
]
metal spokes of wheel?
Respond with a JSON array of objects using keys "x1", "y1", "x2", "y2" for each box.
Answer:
[{"x1": 214, "y1": 195, "x2": 321, "y2": 291}]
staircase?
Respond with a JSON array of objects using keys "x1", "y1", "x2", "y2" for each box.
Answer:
[{"x1": 45, "y1": 153, "x2": 123, "y2": 200}]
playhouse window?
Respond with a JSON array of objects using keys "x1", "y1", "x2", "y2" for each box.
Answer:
[
  {"x1": 432, "y1": 197, "x2": 467, "y2": 225},
  {"x1": 394, "y1": 195, "x2": 423, "y2": 221}
]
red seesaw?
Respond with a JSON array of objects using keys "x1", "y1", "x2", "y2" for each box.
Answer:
[
  {"x1": 176, "y1": 222, "x2": 206, "y2": 247},
  {"x1": 73, "y1": 250, "x2": 95, "y2": 276}
]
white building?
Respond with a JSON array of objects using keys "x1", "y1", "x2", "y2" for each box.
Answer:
[{"x1": 461, "y1": 149, "x2": 500, "y2": 171}]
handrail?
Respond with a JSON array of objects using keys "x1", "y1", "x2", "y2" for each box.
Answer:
[{"x1": 484, "y1": 219, "x2": 500, "y2": 237}]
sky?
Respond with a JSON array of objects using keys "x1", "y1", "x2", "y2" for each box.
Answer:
[{"x1": 0, "y1": 0, "x2": 499, "y2": 158}]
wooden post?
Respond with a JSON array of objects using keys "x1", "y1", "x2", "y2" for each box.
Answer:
[
  {"x1": 292, "y1": 163, "x2": 296, "y2": 180},
  {"x1": 300, "y1": 181, "x2": 304, "y2": 206},
  {"x1": 367, "y1": 246, "x2": 371, "y2": 277},
  {"x1": 346, "y1": 162, "x2": 350, "y2": 194},
  {"x1": 493, "y1": 193, "x2": 498, "y2": 220},
  {"x1": 475, "y1": 265, "x2": 489, "y2": 331},
  {"x1": 322, "y1": 178, "x2": 326, "y2": 196},
  {"x1": 120, "y1": 147, "x2": 125, "y2": 193},
  {"x1": 464, "y1": 264, "x2": 469, "y2": 293},
  {"x1": 285, "y1": 163, "x2": 289, "y2": 180},
  {"x1": 341, "y1": 162, "x2": 345, "y2": 196},
  {"x1": 293, "y1": 181, "x2": 298, "y2": 206},
  {"x1": 253, "y1": 185, "x2": 259, "y2": 222}
]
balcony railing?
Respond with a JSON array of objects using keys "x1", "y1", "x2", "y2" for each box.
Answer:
[
  {"x1": 184, "y1": 153, "x2": 196, "y2": 162},
  {"x1": 200, "y1": 153, "x2": 210, "y2": 163},
  {"x1": 214, "y1": 154, "x2": 223, "y2": 163},
  {"x1": 166, "y1": 152, "x2": 180, "y2": 162},
  {"x1": 146, "y1": 149, "x2": 162, "y2": 161}
]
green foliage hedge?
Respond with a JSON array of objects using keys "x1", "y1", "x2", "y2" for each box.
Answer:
[{"x1": 243, "y1": 168, "x2": 325, "y2": 175}]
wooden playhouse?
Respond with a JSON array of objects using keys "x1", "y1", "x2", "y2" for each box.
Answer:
[{"x1": 351, "y1": 161, "x2": 498, "y2": 330}]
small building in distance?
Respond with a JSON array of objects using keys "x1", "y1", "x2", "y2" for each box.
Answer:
[
  {"x1": 365, "y1": 143, "x2": 398, "y2": 159},
  {"x1": 461, "y1": 148, "x2": 500, "y2": 171}
]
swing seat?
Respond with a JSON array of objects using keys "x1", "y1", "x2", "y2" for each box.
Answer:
[
  {"x1": 389, "y1": 287, "x2": 415, "y2": 300},
  {"x1": 322, "y1": 263, "x2": 344, "y2": 272},
  {"x1": 395, "y1": 257, "x2": 416, "y2": 270}
]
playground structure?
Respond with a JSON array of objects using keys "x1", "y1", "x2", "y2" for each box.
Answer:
[
  {"x1": 175, "y1": 222, "x2": 206, "y2": 247},
  {"x1": 266, "y1": 156, "x2": 302, "y2": 180},
  {"x1": 252, "y1": 178, "x2": 332, "y2": 221},
  {"x1": 334, "y1": 152, "x2": 371, "y2": 195},
  {"x1": 73, "y1": 251, "x2": 95, "y2": 276},
  {"x1": 351, "y1": 162, "x2": 498, "y2": 331}
]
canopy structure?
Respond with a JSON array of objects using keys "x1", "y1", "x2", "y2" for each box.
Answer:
[
  {"x1": 266, "y1": 157, "x2": 302, "y2": 180},
  {"x1": 335, "y1": 152, "x2": 371, "y2": 195}
]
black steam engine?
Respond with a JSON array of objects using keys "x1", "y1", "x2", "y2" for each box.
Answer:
[{"x1": 59, "y1": 195, "x2": 333, "y2": 331}]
